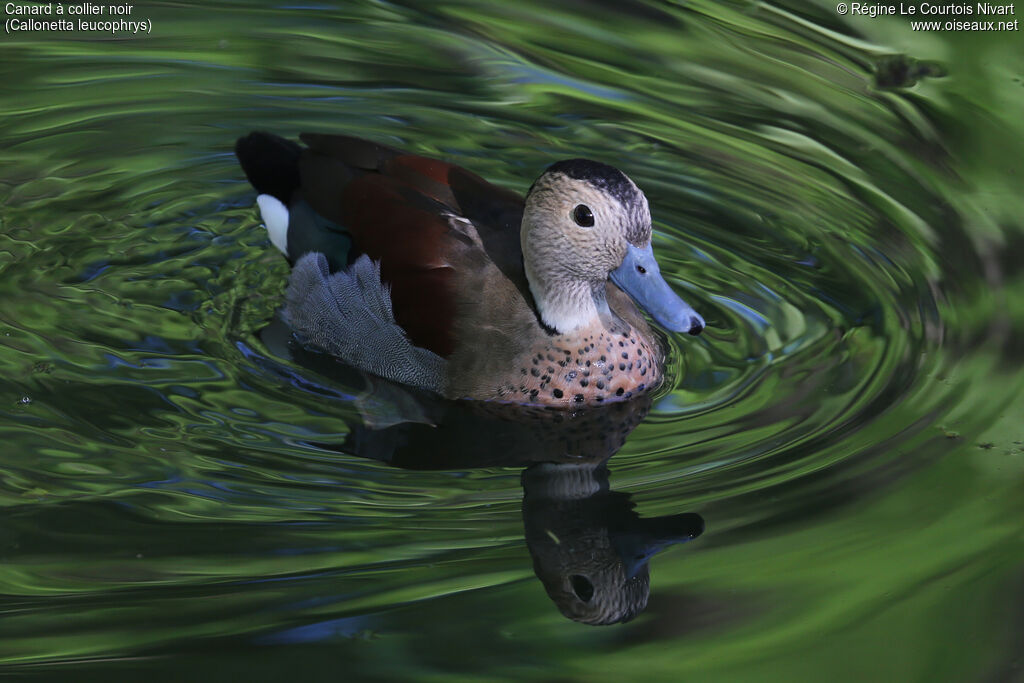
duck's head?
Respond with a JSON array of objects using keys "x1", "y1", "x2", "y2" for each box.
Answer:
[{"x1": 521, "y1": 159, "x2": 705, "y2": 336}]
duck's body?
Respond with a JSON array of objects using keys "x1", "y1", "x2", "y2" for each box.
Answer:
[{"x1": 235, "y1": 132, "x2": 703, "y2": 407}]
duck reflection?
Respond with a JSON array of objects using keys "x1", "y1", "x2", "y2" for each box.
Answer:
[
  {"x1": 271, "y1": 329, "x2": 705, "y2": 624},
  {"x1": 335, "y1": 392, "x2": 705, "y2": 625},
  {"x1": 522, "y1": 462, "x2": 703, "y2": 624}
]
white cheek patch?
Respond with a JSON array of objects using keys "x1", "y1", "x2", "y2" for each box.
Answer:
[{"x1": 256, "y1": 194, "x2": 290, "y2": 256}]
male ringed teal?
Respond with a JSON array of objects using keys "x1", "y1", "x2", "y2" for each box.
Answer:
[{"x1": 235, "y1": 132, "x2": 704, "y2": 407}]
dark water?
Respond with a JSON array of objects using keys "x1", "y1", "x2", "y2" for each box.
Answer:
[{"x1": 2, "y1": 0, "x2": 1023, "y2": 679}]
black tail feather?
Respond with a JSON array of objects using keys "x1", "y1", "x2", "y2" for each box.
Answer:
[{"x1": 234, "y1": 131, "x2": 302, "y2": 202}]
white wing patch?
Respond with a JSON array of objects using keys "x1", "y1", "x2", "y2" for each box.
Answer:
[{"x1": 256, "y1": 194, "x2": 290, "y2": 256}]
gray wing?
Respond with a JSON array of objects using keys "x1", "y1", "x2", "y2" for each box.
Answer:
[{"x1": 284, "y1": 253, "x2": 448, "y2": 393}]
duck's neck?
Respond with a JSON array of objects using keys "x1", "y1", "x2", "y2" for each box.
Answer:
[{"x1": 524, "y1": 262, "x2": 609, "y2": 335}]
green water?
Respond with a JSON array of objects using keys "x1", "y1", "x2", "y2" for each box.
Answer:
[{"x1": 2, "y1": 0, "x2": 1023, "y2": 679}]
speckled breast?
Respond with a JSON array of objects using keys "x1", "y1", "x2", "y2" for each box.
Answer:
[{"x1": 494, "y1": 321, "x2": 663, "y2": 407}]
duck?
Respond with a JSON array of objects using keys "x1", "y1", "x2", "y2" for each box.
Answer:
[{"x1": 235, "y1": 131, "x2": 704, "y2": 407}]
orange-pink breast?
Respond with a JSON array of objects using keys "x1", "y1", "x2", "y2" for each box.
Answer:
[{"x1": 488, "y1": 323, "x2": 663, "y2": 406}]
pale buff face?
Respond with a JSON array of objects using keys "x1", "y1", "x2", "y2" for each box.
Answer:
[{"x1": 521, "y1": 171, "x2": 652, "y2": 284}]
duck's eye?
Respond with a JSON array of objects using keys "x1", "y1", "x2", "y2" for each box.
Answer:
[
  {"x1": 570, "y1": 574, "x2": 594, "y2": 602},
  {"x1": 572, "y1": 204, "x2": 594, "y2": 227},
  {"x1": 636, "y1": 265, "x2": 646, "y2": 274}
]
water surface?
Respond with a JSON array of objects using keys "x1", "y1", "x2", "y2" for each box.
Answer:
[{"x1": 1, "y1": 1, "x2": 1023, "y2": 679}]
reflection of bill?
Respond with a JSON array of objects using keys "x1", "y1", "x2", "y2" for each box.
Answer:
[{"x1": 277, "y1": 335, "x2": 706, "y2": 624}]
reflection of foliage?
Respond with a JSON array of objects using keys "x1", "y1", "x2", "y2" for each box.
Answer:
[{"x1": 874, "y1": 54, "x2": 946, "y2": 88}]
